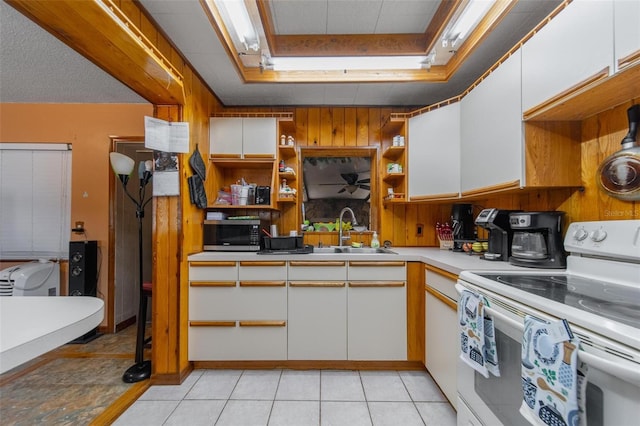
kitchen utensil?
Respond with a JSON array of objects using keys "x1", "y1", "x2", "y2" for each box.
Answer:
[
  {"x1": 533, "y1": 329, "x2": 560, "y2": 365},
  {"x1": 521, "y1": 377, "x2": 538, "y2": 408},
  {"x1": 597, "y1": 104, "x2": 640, "y2": 200},
  {"x1": 470, "y1": 346, "x2": 484, "y2": 365},
  {"x1": 567, "y1": 409, "x2": 579, "y2": 426},
  {"x1": 558, "y1": 341, "x2": 576, "y2": 388},
  {"x1": 522, "y1": 326, "x2": 535, "y2": 369},
  {"x1": 537, "y1": 377, "x2": 567, "y2": 402},
  {"x1": 539, "y1": 401, "x2": 567, "y2": 426}
]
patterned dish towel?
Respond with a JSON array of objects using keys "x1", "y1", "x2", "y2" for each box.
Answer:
[
  {"x1": 520, "y1": 315, "x2": 585, "y2": 426},
  {"x1": 458, "y1": 290, "x2": 500, "y2": 378}
]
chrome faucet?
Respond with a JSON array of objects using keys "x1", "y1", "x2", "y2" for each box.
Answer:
[{"x1": 338, "y1": 207, "x2": 358, "y2": 246}]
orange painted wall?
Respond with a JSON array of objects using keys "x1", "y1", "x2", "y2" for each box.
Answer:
[{"x1": 0, "y1": 102, "x2": 153, "y2": 327}]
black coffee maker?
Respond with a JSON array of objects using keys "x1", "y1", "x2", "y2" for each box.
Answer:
[
  {"x1": 509, "y1": 211, "x2": 566, "y2": 269},
  {"x1": 475, "y1": 208, "x2": 520, "y2": 261},
  {"x1": 451, "y1": 204, "x2": 476, "y2": 252}
]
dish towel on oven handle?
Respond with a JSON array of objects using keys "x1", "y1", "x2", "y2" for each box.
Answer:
[
  {"x1": 520, "y1": 315, "x2": 587, "y2": 426},
  {"x1": 458, "y1": 289, "x2": 500, "y2": 378}
]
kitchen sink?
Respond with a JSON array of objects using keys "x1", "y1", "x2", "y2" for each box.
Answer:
[{"x1": 312, "y1": 246, "x2": 397, "y2": 254}]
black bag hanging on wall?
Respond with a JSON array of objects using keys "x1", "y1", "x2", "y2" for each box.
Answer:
[{"x1": 188, "y1": 145, "x2": 207, "y2": 209}]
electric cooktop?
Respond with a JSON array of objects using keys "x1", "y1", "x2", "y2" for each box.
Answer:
[{"x1": 475, "y1": 273, "x2": 640, "y2": 329}]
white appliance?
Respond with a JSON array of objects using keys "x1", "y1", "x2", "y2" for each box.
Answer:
[
  {"x1": 0, "y1": 261, "x2": 60, "y2": 296},
  {"x1": 456, "y1": 220, "x2": 640, "y2": 426}
]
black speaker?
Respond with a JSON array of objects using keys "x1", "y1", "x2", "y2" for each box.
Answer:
[{"x1": 68, "y1": 240, "x2": 98, "y2": 297}]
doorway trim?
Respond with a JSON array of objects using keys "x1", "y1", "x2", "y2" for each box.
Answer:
[{"x1": 108, "y1": 136, "x2": 145, "y2": 333}]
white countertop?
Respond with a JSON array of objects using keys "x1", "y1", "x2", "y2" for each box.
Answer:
[
  {"x1": 188, "y1": 247, "x2": 534, "y2": 276},
  {"x1": 0, "y1": 296, "x2": 104, "y2": 374}
]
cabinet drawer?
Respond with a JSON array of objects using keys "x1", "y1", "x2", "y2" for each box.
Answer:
[
  {"x1": 425, "y1": 267, "x2": 458, "y2": 302},
  {"x1": 348, "y1": 261, "x2": 406, "y2": 281},
  {"x1": 189, "y1": 261, "x2": 237, "y2": 281},
  {"x1": 189, "y1": 321, "x2": 287, "y2": 360},
  {"x1": 288, "y1": 261, "x2": 347, "y2": 281},
  {"x1": 189, "y1": 284, "x2": 286, "y2": 320},
  {"x1": 238, "y1": 261, "x2": 287, "y2": 280}
]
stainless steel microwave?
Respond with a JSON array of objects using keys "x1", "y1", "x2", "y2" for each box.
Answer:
[{"x1": 203, "y1": 219, "x2": 266, "y2": 251}]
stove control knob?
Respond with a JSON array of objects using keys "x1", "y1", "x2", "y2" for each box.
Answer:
[
  {"x1": 573, "y1": 228, "x2": 589, "y2": 241},
  {"x1": 590, "y1": 229, "x2": 607, "y2": 242}
]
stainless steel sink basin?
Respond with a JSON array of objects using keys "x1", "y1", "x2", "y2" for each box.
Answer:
[{"x1": 312, "y1": 246, "x2": 396, "y2": 254}]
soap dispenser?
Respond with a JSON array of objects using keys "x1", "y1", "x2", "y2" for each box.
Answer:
[{"x1": 371, "y1": 232, "x2": 380, "y2": 248}]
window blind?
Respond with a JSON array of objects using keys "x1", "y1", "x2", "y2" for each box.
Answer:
[{"x1": 0, "y1": 143, "x2": 72, "y2": 260}]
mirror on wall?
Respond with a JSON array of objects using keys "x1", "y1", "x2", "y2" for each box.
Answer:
[{"x1": 300, "y1": 148, "x2": 377, "y2": 231}]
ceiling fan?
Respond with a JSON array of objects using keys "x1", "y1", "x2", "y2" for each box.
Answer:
[{"x1": 320, "y1": 173, "x2": 371, "y2": 194}]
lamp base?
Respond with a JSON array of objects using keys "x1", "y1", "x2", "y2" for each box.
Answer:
[{"x1": 122, "y1": 360, "x2": 151, "y2": 383}]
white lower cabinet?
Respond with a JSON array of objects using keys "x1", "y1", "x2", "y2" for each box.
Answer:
[
  {"x1": 425, "y1": 267, "x2": 458, "y2": 407},
  {"x1": 347, "y1": 261, "x2": 407, "y2": 361},
  {"x1": 188, "y1": 259, "x2": 409, "y2": 362},
  {"x1": 189, "y1": 322, "x2": 287, "y2": 361},
  {"x1": 287, "y1": 261, "x2": 348, "y2": 360},
  {"x1": 287, "y1": 282, "x2": 347, "y2": 360},
  {"x1": 188, "y1": 261, "x2": 287, "y2": 361}
]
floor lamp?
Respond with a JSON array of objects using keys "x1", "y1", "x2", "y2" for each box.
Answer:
[{"x1": 110, "y1": 152, "x2": 153, "y2": 383}]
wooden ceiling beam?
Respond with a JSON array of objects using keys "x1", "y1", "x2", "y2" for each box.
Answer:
[
  {"x1": 258, "y1": 0, "x2": 459, "y2": 57},
  {"x1": 243, "y1": 66, "x2": 448, "y2": 83},
  {"x1": 6, "y1": 0, "x2": 184, "y2": 105},
  {"x1": 268, "y1": 34, "x2": 430, "y2": 57}
]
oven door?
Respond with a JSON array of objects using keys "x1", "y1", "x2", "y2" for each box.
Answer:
[
  {"x1": 455, "y1": 281, "x2": 640, "y2": 426},
  {"x1": 456, "y1": 282, "x2": 530, "y2": 426}
]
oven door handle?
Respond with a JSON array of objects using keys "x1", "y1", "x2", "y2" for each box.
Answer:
[
  {"x1": 578, "y1": 350, "x2": 640, "y2": 388},
  {"x1": 456, "y1": 284, "x2": 640, "y2": 387},
  {"x1": 455, "y1": 283, "x2": 526, "y2": 332}
]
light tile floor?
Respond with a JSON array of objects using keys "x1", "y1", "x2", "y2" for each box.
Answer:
[{"x1": 114, "y1": 369, "x2": 456, "y2": 426}]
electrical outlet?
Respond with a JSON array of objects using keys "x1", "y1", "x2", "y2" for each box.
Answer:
[{"x1": 416, "y1": 223, "x2": 424, "y2": 237}]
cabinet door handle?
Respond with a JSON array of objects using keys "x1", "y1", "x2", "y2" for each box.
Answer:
[
  {"x1": 289, "y1": 261, "x2": 346, "y2": 267},
  {"x1": 239, "y1": 281, "x2": 286, "y2": 287},
  {"x1": 243, "y1": 153, "x2": 275, "y2": 159},
  {"x1": 190, "y1": 261, "x2": 236, "y2": 267},
  {"x1": 239, "y1": 320, "x2": 286, "y2": 327},
  {"x1": 425, "y1": 286, "x2": 457, "y2": 310},
  {"x1": 425, "y1": 265, "x2": 458, "y2": 281},
  {"x1": 618, "y1": 49, "x2": 640, "y2": 70},
  {"x1": 289, "y1": 281, "x2": 346, "y2": 287},
  {"x1": 348, "y1": 261, "x2": 405, "y2": 267},
  {"x1": 348, "y1": 281, "x2": 405, "y2": 287},
  {"x1": 523, "y1": 67, "x2": 609, "y2": 120},
  {"x1": 190, "y1": 281, "x2": 236, "y2": 287},
  {"x1": 189, "y1": 320, "x2": 236, "y2": 327},
  {"x1": 239, "y1": 261, "x2": 286, "y2": 267}
]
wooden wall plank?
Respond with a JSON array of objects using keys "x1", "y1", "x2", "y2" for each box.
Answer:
[
  {"x1": 344, "y1": 108, "x2": 357, "y2": 147},
  {"x1": 320, "y1": 108, "x2": 333, "y2": 146},
  {"x1": 295, "y1": 108, "x2": 308, "y2": 146},
  {"x1": 332, "y1": 107, "x2": 345, "y2": 146},
  {"x1": 307, "y1": 108, "x2": 320, "y2": 146},
  {"x1": 356, "y1": 108, "x2": 370, "y2": 146}
]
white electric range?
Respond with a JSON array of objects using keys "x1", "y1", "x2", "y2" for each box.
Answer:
[{"x1": 456, "y1": 220, "x2": 640, "y2": 426}]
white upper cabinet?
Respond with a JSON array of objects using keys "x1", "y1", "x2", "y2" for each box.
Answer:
[
  {"x1": 210, "y1": 117, "x2": 276, "y2": 158},
  {"x1": 460, "y1": 49, "x2": 523, "y2": 194},
  {"x1": 614, "y1": 0, "x2": 640, "y2": 72},
  {"x1": 408, "y1": 102, "x2": 461, "y2": 199},
  {"x1": 522, "y1": 0, "x2": 614, "y2": 113}
]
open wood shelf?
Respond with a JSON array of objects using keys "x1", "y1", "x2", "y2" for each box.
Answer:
[
  {"x1": 382, "y1": 146, "x2": 405, "y2": 161},
  {"x1": 382, "y1": 172, "x2": 405, "y2": 184}
]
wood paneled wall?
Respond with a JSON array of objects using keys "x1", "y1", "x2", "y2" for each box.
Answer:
[{"x1": 114, "y1": 0, "x2": 225, "y2": 384}]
